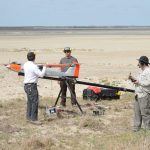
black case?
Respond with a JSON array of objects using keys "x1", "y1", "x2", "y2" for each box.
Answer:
[
  {"x1": 99, "y1": 88, "x2": 120, "y2": 100},
  {"x1": 83, "y1": 88, "x2": 120, "y2": 101},
  {"x1": 83, "y1": 89, "x2": 100, "y2": 100}
]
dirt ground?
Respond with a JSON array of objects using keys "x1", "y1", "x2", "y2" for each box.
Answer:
[
  {"x1": 1, "y1": 30, "x2": 150, "y2": 149},
  {"x1": 0, "y1": 33, "x2": 150, "y2": 101}
]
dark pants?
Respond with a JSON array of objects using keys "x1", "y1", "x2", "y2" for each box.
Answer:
[
  {"x1": 24, "y1": 83, "x2": 39, "y2": 121},
  {"x1": 60, "y1": 80, "x2": 76, "y2": 105},
  {"x1": 134, "y1": 94, "x2": 150, "y2": 130}
]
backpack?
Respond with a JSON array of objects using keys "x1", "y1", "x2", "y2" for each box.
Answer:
[
  {"x1": 83, "y1": 86, "x2": 101, "y2": 100},
  {"x1": 83, "y1": 87, "x2": 120, "y2": 101}
]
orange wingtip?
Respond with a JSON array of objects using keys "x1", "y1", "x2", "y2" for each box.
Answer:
[{"x1": 8, "y1": 64, "x2": 21, "y2": 72}]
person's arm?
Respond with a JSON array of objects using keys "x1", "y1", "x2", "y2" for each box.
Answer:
[
  {"x1": 128, "y1": 72, "x2": 137, "y2": 82},
  {"x1": 72, "y1": 58, "x2": 78, "y2": 64},
  {"x1": 59, "y1": 58, "x2": 63, "y2": 71},
  {"x1": 59, "y1": 59, "x2": 62, "y2": 64},
  {"x1": 34, "y1": 65, "x2": 46, "y2": 77}
]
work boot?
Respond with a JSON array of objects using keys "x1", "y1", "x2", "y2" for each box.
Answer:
[
  {"x1": 26, "y1": 119, "x2": 31, "y2": 123},
  {"x1": 72, "y1": 103, "x2": 77, "y2": 107},
  {"x1": 132, "y1": 127, "x2": 140, "y2": 132}
]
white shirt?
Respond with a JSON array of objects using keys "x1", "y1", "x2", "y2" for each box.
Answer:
[
  {"x1": 135, "y1": 66, "x2": 150, "y2": 98},
  {"x1": 23, "y1": 61, "x2": 46, "y2": 84}
]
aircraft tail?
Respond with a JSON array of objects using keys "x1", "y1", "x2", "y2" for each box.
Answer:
[{"x1": 65, "y1": 63, "x2": 80, "y2": 78}]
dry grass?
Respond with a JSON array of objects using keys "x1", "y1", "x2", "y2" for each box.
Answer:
[
  {"x1": 79, "y1": 116, "x2": 105, "y2": 131},
  {"x1": 22, "y1": 136, "x2": 55, "y2": 150},
  {"x1": 1, "y1": 94, "x2": 150, "y2": 150}
]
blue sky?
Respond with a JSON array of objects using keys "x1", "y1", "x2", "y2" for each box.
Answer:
[{"x1": 0, "y1": 0, "x2": 150, "y2": 26}]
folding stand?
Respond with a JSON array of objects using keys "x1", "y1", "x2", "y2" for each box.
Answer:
[{"x1": 54, "y1": 77, "x2": 83, "y2": 114}]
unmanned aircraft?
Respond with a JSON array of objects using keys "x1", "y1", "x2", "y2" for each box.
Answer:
[{"x1": 5, "y1": 62, "x2": 135, "y2": 113}]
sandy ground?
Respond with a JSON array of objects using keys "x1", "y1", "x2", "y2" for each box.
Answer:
[
  {"x1": 1, "y1": 30, "x2": 150, "y2": 150},
  {"x1": 0, "y1": 33, "x2": 150, "y2": 101}
]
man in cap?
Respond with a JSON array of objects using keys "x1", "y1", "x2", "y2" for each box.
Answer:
[
  {"x1": 23, "y1": 52, "x2": 47, "y2": 125},
  {"x1": 129, "y1": 56, "x2": 150, "y2": 131},
  {"x1": 59, "y1": 47, "x2": 78, "y2": 107}
]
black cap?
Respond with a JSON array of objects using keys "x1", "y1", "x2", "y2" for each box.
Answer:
[
  {"x1": 64, "y1": 47, "x2": 71, "y2": 52},
  {"x1": 137, "y1": 56, "x2": 150, "y2": 64}
]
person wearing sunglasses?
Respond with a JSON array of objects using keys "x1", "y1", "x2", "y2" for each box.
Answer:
[{"x1": 59, "y1": 47, "x2": 78, "y2": 107}]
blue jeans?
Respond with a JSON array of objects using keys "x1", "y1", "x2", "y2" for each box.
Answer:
[{"x1": 24, "y1": 83, "x2": 39, "y2": 121}]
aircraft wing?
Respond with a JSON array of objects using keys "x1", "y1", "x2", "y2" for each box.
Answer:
[
  {"x1": 5, "y1": 62, "x2": 134, "y2": 93},
  {"x1": 5, "y1": 62, "x2": 80, "y2": 78}
]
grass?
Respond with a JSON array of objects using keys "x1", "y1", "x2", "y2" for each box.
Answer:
[{"x1": 1, "y1": 94, "x2": 150, "y2": 150}]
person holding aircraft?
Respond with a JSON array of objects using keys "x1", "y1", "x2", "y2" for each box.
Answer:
[
  {"x1": 23, "y1": 52, "x2": 46, "y2": 125},
  {"x1": 59, "y1": 47, "x2": 78, "y2": 107}
]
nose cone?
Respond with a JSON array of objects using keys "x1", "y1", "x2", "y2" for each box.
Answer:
[
  {"x1": 5, "y1": 64, "x2": 10, "y2": 69},
  {"x1": 5, "y1": 63, "x2": 21, "y2": 72}
]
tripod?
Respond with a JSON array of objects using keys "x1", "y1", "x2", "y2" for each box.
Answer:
[{"x1": 54, "y1": 77, "x2": 83, "y2": 114}]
